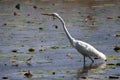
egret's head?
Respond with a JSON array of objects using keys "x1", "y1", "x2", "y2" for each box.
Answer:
[{"x1": 42, "y1": 13, "x2": 59, "y2": 17}]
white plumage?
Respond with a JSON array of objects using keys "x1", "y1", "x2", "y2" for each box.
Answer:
[{"x1": 43, "y1": 13, "x2": 107, "y2": 62}]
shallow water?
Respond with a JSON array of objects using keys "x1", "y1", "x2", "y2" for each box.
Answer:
[{"x1": 0, "y1": 0, "x2": 120, "y2": 80}]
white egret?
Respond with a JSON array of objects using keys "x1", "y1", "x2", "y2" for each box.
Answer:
[{"x1": 43, "y1": 13, "x2": 107, "y2": 62}]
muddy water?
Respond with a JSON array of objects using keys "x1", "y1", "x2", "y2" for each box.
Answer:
[{"x1": 0, "y1": 0, "x2": 120, "y2": 80}]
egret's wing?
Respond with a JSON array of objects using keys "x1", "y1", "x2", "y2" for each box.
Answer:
[{"x1": 75, "y1": 40, "x2": 100, "y2": 57}]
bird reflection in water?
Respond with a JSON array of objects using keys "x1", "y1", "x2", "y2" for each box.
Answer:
[{"x1": 75, "y1": 62, "x2": 106, "y2": 80}]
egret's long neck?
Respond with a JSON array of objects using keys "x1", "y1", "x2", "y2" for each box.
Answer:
[{"x1": 55, "y1": 15, "x2": 75, "y2": 45}]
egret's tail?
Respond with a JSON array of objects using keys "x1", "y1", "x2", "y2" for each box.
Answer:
[{"x1": 99, "y1": 52, "x2": 107, "y2": 61}]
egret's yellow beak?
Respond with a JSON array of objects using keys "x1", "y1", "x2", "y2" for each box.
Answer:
[
  {"x1": 42, "y1": 13, "x2": 54, "y2": 16},
  {"x1": 42, "y1": 13, "x2": 57, "y2": 20}
]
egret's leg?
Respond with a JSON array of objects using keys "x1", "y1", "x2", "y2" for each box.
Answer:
[
  {"x1": 88, "y1": 56, "x2": 94, "y2": 62},
  {"x1": 83, "y1": 56, "x2": 86, "y2": 63},
  {"x1": 83, "y1": 56, "x2": 86, "y2": 65}
]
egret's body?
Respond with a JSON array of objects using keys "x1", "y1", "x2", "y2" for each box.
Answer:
[{"x1": 43, "y1": 13, "x2": 107, "y2": 62}]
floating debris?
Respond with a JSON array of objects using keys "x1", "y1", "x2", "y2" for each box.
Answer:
[
  {"x1": 66, "y1": 53, "x2": 72, "y2": 58},
  {"x1": 2, "y1": 76, "x2": 8, "y2": 80},
  {"x1": 109, "y1": 76, "x2": 119, "y2": 79},
  {"x1": 12, "y1": 63, "x2": 19, "y2": 67},
  {"x1": 39, "y1": 27, "x2": 43, "y2": 30},
  {"x1": 91, "y1": 21, "x2": 97, "y2": 26},
  {"x1": 3, "y1": 23, "x2": 7, "y2": 26},
  {"x1": 107, "y1": 63, "x2": 115, "y2": 66},
  {"x1": 27, "y1": 14, "x2": 30, "y2": 16},
  {"x1": 54, "y1": 25, "x2": 58, "y2": 29},
  {"x1": 84, "y1": 15, "x2": 94, "y2": 22},
  {"x1": 87, "y1": 15, "x2": 94, "y2": 20},
  {"x1": 107, "y1": 16, "x2": 113, "y2": 19},
  {"x1": 115, "y1": 33, "x2": 120, "y2": 37},
  {"x1": 33, "y1": 5, "x2": 37, "y2": 9},
  {"x1": 84, "y1": 18, "x2": 89, "y2": 22},
  {"x1": 15, "y1": 4, "x2": 20, "y2": 10},
  {"x1": 11, "y1": 59, "x2": 17, "y2": 63},
  {"x1": 36, "y1": 61, "x2": 52, "y2": 64},
  {"x1": 11, "y1": 50, "x2": 17, "y2": 53},
  {"x1": 118, "y1": 16, "x2": 120, "y2": 18},
  {"x1": 50, "y1": 46, "x2": 59, "y2": 49},
  {"x1": 24, "y1": 70, "x2": 33, "y2": 78},
  {"x1": 108, "y1": 55, "x2": 120, "y2": 60},
  {"x1": 13, "y1": 12, "x2": 18, "y2": 16},
  {"x1": 4, "y1": 64, "x2": 7, "y2": 66},
  {"x1": 28, "y1": 48, "x2": 35, "y2": 52},
  {"x1": 52, "y1": 72, "x2": 56, "y2": 75},
  {"x1": 39, "y1": 49, "x2": 44, "y2": 52},
  {"x1": 81, "y1": 76, "x2": 87, "y2": 79},
  {"x1": 114, "y1": 46, "x2": 120, "y2": 52},
  {"x1": 116, "y1": 63, "x2": 120, "y2": 66}
]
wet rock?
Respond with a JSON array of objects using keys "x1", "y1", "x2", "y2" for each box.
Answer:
[{"x1": 114, "y1": 46, "x2": 120, "y2": 52}]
